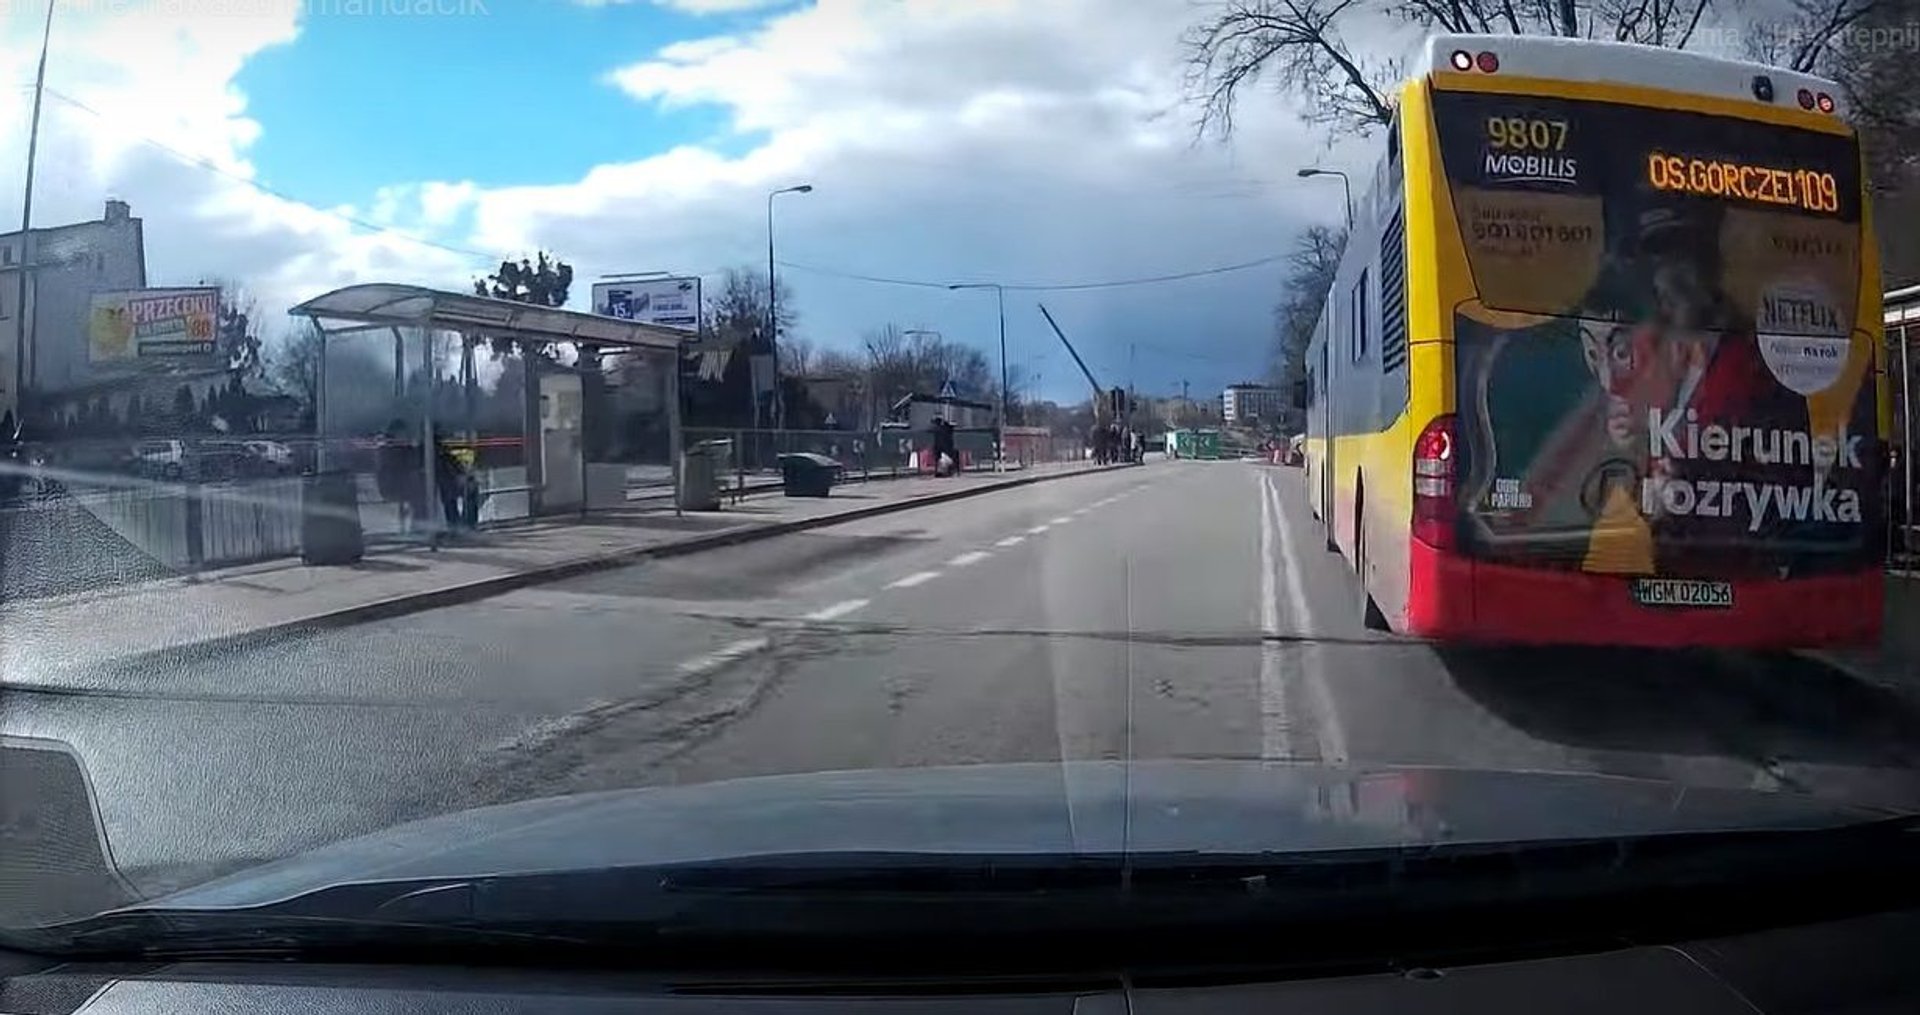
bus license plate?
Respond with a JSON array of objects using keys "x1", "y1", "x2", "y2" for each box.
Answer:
[{"x1": 1631, "y1": 579, "x2": 1733, "y2": 609}]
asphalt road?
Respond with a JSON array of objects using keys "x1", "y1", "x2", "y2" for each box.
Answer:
[{"x1": 9, "y1": 459, "x2": 1920, "y2": 900}]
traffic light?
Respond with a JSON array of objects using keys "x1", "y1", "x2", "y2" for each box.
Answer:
[{"x1": 1109, "y1": 387, "x2": 1128, "y2": 417}]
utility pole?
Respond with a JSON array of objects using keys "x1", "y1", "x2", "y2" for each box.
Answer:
[{"x1": 11, "y1": 0, "x2": 55, "y2": 433}]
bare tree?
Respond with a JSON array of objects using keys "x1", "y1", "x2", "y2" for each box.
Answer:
[
  {"x1": 269, "y1": 321, "x2": 324, "y2": 413},
  {"x1": 1183, "y1": 0, "x2": 1725, "y2": 139},
  {"x1": 1269, "y1": 225, "x2": 1347, "y2": 430},
  {"x1": 1745, "y1": 0, "x2": 1881, "y2": 71},
  {"x1": 705, "y1": 266, "x2": 796, "y2": 351}
]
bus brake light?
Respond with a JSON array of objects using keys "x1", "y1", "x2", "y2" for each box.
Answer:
[
  {"x1": 1475, "y1": 51, "x2": 1499, "y2": 73},
  {"x1": 1414, "y1": 415, "x2": 1457, "y2": 549}
]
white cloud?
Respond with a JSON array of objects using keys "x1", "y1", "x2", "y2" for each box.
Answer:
[
  {"x1": 0, "y1": 0, "x2": 1364, "y2": 396},
  {"x1": 575, "y1": 0, "x2": 787, "y2": 12}
]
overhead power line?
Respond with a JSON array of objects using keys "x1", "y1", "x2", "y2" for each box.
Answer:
[{"x1": 776, "y1": 252, "x2": 1287, "y2": 292}]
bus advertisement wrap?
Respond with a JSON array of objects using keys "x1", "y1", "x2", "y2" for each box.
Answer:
[{"x1": 1434, "y1": 91, "x2": 1879, "y2": 577}]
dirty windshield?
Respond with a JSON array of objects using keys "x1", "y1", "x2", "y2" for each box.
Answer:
[{"x1": 0, "y1": 0, "x2": 1916, "y2": 954}]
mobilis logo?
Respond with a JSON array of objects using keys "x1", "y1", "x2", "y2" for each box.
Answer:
[{"x1": 1483, "y1": 151, "x2": 1579, "y2": 184}]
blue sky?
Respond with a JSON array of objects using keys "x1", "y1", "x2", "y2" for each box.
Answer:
[
  {"x1": 234, "y1": 2, "x2": 751, "y2": 206},
  {"x1": 3, "y1": 0, "x2": 1334, "y2": 405}
]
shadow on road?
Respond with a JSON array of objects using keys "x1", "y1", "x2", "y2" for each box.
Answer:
[{"x1": 1439, "y1": 647, "x2": 1920, "y2": 771}]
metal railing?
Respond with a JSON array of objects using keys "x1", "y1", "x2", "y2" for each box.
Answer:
[{"x1": 679, "y1": 427, "x2": 1086, "y2": 485}]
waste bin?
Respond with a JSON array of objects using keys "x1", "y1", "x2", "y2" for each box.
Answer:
[
  {"x1": 678, "y1": 440, "x2": 729, "y2": 511},
  {"x1": 300, "y1": 471, "x2": 364, "y2": 565},
  {"x1": 778, "y1": 452, "x2": 841, "y2": 498}
]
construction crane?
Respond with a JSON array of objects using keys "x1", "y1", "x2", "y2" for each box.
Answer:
[
  {"x1": 1038, "y1": 303, "x2": 1135, "y2": 462},
  {"x1": 1038, "y1": 303, "x2": 1125, "y2": 424}
]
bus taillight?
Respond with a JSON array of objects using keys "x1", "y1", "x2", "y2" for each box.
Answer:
[{"x1": 1414, "y1": 415, "x2": 1458, "y2": 549}]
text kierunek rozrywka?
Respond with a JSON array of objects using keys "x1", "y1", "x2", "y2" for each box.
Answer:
[{"x1": 1641, "y1": 408, "x2": 1865, "y2": 529}]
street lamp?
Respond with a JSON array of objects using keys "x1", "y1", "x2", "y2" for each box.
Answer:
[
  {"x1": 1297, "y1": 167, "x2": 1353, "y2": 230},
  {"x1": 766, "y1": 184, "x2": 813, "y2": 429},
  {"x1": 947, "y1": 283, "x2": 1007, "y2": 472}
]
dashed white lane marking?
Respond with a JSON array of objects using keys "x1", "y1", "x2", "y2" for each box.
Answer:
[
  {"x1": 995, "y1": 535, "x2": 1025, "y2": 548},
  {"x1": 805, "y1": 598, "x2": 870, "y2": 622},
  {"x1": 1050, "y1": 515, "x2": 1074, "y2": 525},
  {"x1": 947, "y1": 551, "x2": 991, "y2": 567},
  {"x1": 1256, "y1": 472, "x2": 1294, "y2": 760},
  {"x1": 678, "y1": 636, "x2": 773, "y2": 676},
  {"x1": 1026, "y1": 524, "x2": 1051, "y2": 535},
  {"x1": 887, "y1": 570, "x2": 942, "y2": 589},
  {"x1": 1264, "y1": 473, "x2": 1349, "y2": 764}
]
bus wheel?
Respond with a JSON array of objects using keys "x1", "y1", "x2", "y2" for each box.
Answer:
[{"x1": 1356, "y1": 504, "x2": 1390, "y2": 632}]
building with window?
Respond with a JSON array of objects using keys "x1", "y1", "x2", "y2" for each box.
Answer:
[
  {"x1": 0, "y1": 199, "x2": 149, "y2": 423},
  {"x1": 1221, "y1": 383, "x2": 1284, "y2": 427}
]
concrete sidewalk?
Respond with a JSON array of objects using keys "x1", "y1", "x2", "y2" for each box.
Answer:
[
  {"x1": 1, "y1": 459, "x2": 1108, "y2": 675},
  {"x1": 1815, "y1": 572, "x2": 1917, "y2": 698}
]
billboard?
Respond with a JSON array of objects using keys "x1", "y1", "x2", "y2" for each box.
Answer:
[
  {"x1": 591, "y1": 276, "x2": 702, "y2": 332},
  {"x1": 89, "y1": 287, "x2": 219, "y2": 362}
]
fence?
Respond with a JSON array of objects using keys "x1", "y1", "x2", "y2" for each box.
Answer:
[
  {"x1": 72, "y1": 476, "x2": 306, "y2": 572},
  {"x1": 680, "y1": 427, "x2": 1086, "y2": 484}
]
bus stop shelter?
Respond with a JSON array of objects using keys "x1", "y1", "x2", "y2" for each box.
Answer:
[{"x1": 289, "y1": 283, "x2": 688, "y2": 533}]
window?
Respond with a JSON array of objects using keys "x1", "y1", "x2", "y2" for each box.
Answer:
[{"x1": 1350, "y1": 269, "x2": 1369, "y2": 362}]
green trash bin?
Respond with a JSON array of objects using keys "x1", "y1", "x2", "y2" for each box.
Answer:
[{"x1": 778, "y1": 452, "x2": 840, "y2": 498}]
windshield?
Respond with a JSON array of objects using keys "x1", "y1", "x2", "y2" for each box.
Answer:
[{"x1": 0, "y1": 5, "x2": 1917, "y2": 960}]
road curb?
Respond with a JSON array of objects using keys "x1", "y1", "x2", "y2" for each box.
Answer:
[{"x1": 104, "y1": 464, "x2": 1120, "y2": 667}]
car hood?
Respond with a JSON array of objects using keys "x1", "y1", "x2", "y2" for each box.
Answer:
[{"x1": 150, "y1": 760, "x2": 1887, "y2": 910}]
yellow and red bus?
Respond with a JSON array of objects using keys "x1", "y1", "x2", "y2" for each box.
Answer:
[{"x1": 1301, "y1": 34, "x2": 1888, "y2": 648}]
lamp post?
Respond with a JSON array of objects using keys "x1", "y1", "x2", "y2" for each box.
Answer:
[
  {"x1": 766, "y1": 184, "x2": 813, "y2": 430},
  {"x1": 947, "y1": 282, "x2": 1007, "y2": 472},
  {"x1": 1296, "y1": 167, "x2": 1353, "y2": 230}
]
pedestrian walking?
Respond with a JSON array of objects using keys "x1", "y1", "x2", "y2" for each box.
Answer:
[
  {"x1": 432, "y1": 428, "x2": 467, "y2": 540},
  {"x1": 376, "y1": 419, "x2": 423, "y2": 535},
  {"x1": 931, "y1": 417, "x2": 958, "y2": 478}
]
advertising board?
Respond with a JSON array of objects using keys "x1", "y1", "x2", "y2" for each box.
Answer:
[{"x1": 590, "y1": 277, "x2": 702, "y2": 332}]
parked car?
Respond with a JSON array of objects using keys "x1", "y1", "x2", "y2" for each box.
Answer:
[
  {"x1": 244, "y1": 439, "x2": 296, "y2": 473},
  {"x1": 131, "y1": 439, "x2": 191, "y2": 479}
]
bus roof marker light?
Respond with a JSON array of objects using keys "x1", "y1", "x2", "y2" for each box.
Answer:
[
  {"x1": 1797, "y1": 88, "x2": 1816, "y2": 109},
  {"x1": 1817, "y1": 92, "x2": 1835, "y2": 113},
  {"x1": 1475, "y1": 51, "x2": 1499, "y2": 73},
  {"x1": 1450, "y1": 49, "x2": 1473, "y2": 71},
  {"x1": 1751, "y1": 75, "x2": 1775, "y2": 102}
]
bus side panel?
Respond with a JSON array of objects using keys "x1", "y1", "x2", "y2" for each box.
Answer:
[{"x1": 1399, "y1": 77, "x2": 1469, "y2": 636}]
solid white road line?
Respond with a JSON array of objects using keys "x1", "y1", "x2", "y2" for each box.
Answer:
[
  {"x1": 805, "y1": 598, "x2": 870, "y2": 622},
  {"x1": 887, "y1": 570, "x2": 942, "y2": 589},
  {"x1": 678, "y1": 636, "x2": 773, "y2": 676},
  {"x1": 1050, "y1": 515, "x2": 1074, "y2": 525},
  {"x1": 947, "y1": 551, "x2": 991, "y2": 567},
  {"x1": 1256, "y1": 471, "x2": 1295, "y2": 760},
  {"x1": 1265, "y1": 473, "x2": 1349, "y2": 764},
  {"x1": 995, "y1": 535, "x2": 1026, "y2": 548},
  {"x1": 1026, "y1": 524, "x2": 1052, "y2": 535}
]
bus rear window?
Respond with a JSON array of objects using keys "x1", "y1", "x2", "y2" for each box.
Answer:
[{"x1": 1430, "y1": 89, "x2": 1863, "y2": 337}]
